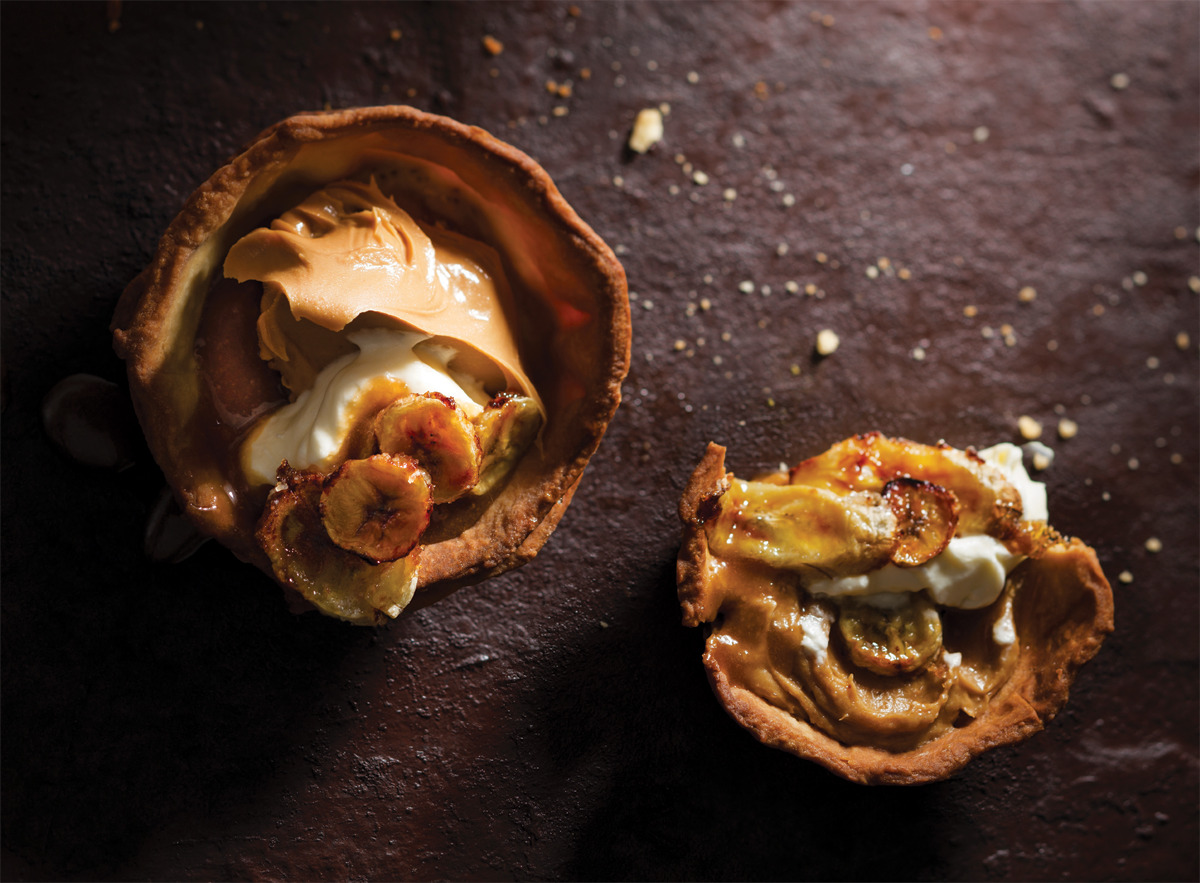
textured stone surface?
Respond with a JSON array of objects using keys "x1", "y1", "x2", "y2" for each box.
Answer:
[{"x1": 2, "y1": 1, "x2": 1197, "y2": 880}]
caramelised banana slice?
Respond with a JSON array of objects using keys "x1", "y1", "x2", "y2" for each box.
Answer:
[
  {"x1": 374, "y1": 393, "x2": 482, "y2": 503},
  {"x1": 320, "y1": 454, "x2": 433, "y2": 563},
  {"x1": 473, "y1": 393, "x2": 544, "y2": 497},
  {"x1": 707, "y1": 480, "x2": 897, "y2": 579},
  {"x1": 882, "y1": 478, "x2": 960, "y2": 567},
  {"x1": 836, "y1": 593, "x2": 944, "y2": 676},
  {"x1": 257, "y1": 463, "x2": 421, "y2": 625}
]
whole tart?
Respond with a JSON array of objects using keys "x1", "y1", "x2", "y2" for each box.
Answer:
[
  {"x1": 677, "y1": 436, "x2": 1114, "y2": 784},
  {"x1": 113, "y1": 106, "x2": 631, "y2": 624}
]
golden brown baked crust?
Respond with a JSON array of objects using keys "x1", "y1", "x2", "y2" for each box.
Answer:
[
  {"x1": 113, "y1": 106, "x2": 630, "y2": 619},
  {"x1": 678, "y1": 442, "x2": 1115, "y2": 785}
]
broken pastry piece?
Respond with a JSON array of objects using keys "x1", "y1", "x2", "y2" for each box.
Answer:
[
  {"x1": 113, "y1": 106, "x2": 630, "y2": 624},
  {"x1": 677, "y1": 434, "x2": 1114, "y2": 784}
]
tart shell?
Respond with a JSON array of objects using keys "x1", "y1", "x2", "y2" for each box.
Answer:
[
  {"x1": 678, "y1": 442, "x2": 1115, "y2": 785},
  {"x1": 112, "y1": 106, "x2": 631, "y2": 613}
]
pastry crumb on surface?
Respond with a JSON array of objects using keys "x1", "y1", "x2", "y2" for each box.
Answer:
[
  {"x1": 1144, "y1": 537, "x2": 1163, "y2": 553},
  {"x1": 1057, "y1": 418, "x2": 1079, "y2": 439},
  {"x1": 815, "y1": 329, "x2": 840, "y2": 356},
  {"x1": 1118, "y1": 570, "x2": 1134, "y2": 584},
  {"x1": 482, "y1": 34, "x2": 504, "y2": 55},
  {"x1": 1019, "y1": 286, "x2": 1037, "y2": 302},
  {"x1": 1018, "y1": 415, "x2": 1043, "y2": 440},
  {"x1": 1110, "y1": 71, "x2": 1131, "y2": 90}
]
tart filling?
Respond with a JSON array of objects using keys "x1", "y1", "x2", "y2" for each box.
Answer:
[
  {"x1": 677, "y1": 434, "x2": 1114, "y2": 784},
  {"x1": 113, "y1": 106, "x2": 630, "y2": 624}
]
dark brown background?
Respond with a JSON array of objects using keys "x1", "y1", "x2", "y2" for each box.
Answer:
[{"x1": 2, "y1": 2, "x2": 1197, "y2": 880}]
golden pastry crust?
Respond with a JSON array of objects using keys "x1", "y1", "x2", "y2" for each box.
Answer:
[
  {"x1": 678, "y1": 442, "x2": 1115, "y2": 785},
  {"x1": 113, "y1": 106, "x2": 630, "y2": 619}
]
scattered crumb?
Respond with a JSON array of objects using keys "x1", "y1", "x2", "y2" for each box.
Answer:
[
  {"x1": 693, "y1": 170, "x2": 710, "y2": 186},
  {"x1": 1110, "y1": 72, "x2": 1131, "y2": 90},
  {"x1": 699, "y1": 298, "x2": 712, "y2": 311},
  {"x1": 866, "y1": 265, "x2": 880, "y2": 279},
  {"x1": 389, "y1": 27, "x2": 402, "y2": 41},
  {"x1": 804, "y1": 283, "x2": 817, "y2": 296},
  {"x1": 723, "y1": 187, "x2": 737, "y2": 202},
  {"x1": 898, "y1": 268, "x2": 912, "y2": 280},
  {"x1": 754, "y1": 80, "x2": 769, "y2": 100},
  {"x1": 912, "y1": 346, "x2": 927, "y2": 361},
  {"x1": 482, "y1": 34, "x2": 504, "y2": 55},
  {"x1": 963, "y1": 305, "x2": 978, "y2": 317},
  {"x1": 1127, "y1": 458, "x2": 1139, "y2": 470},
  {"x1": 1144, "y1": 537, "x2": 1162, "y2": 553},
  {"x1": 687, "y1": 71, "x2": 700, "y2": 84},
  {"x1": 776, "y1": 242, "x2": 789, "y2": 256},
  {"x1": 552, "y1": 105, "x2": 568, "y2": 117},
  {"x1": 1118, "y1": 570, "x2": 1133, "y2": 584},
  {"x1": 821, "y1": 13, "x2": 835, "y2": 27},
  {"x1": 790, "y1": 363, "x2": 801, "y2": 376},
  {"x1": 782, "y1": 193, "x2": 796, "y2": 207},
  {"x1": 1018, "y1": 286, "x2": 1037, "y2": 303},
  {"x1": 580, "y1": 67, "x2": 591, "y2": 80},
  {"x1": 785, "y1": 280, "x2": 800, "y2": 294},
  {"x1": 673, "y1": 339, "x2": 686, "y2": 351},
  {"x1": 1017, "y1": 415, "x2": 1043, "y2": 440},
  {"x1": 1132, "y1": 270, "x2": 1148, "y2": 286},
  {"x1": 973, "y1": 125, "x2": 990, "y2": 143},
  {"x1": 815, "y1": 329, "x2": 840, "y2": 356},
  {"x1": 1057, "y1": 418, "x2": 1078, "y2": 439},
  {"x1": 1176, "y1": 332, "x2": 1190, "y2": 350},
  {"x1": 1092, "y1": 304, "x2": 1106, "y2": 316},
  {"x1": 1146, "y1": 356, "x2": 1160, "y2": 369},
  {"x1": 816, "y1": 252, "x2": 828, "y2": 264},
  {"x1": 1170, "y1": 453, "x2": 1183, "y2": 465},
  {"x1": 738, "y1": 280, "x2": 754, "y2": 294},
  {"x1": 628, "y1": 107, "x2": 664, "y2": 153},
  {"x1": 1187, "y1": 276, "x2": 1199, "y2": 293}
]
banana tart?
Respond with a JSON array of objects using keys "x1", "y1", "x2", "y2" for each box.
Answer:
[
  {"x1": 113, "y1": 106, "x2": 630, "y2": 624},
  {"x1": 677, "y1": 434, "x2": 1114, "y2": 784}
]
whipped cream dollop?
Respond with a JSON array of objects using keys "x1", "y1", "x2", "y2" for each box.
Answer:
[
  {"x1": 808, "y1": 443, "x2": 1045, "y2": 610},
  {"x1": 241, "y1": 329, "x2": 490, "y2": 486}
]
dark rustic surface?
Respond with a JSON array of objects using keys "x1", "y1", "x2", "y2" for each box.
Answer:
[{"x1": 2, "y1": 2, "x2": 1197, "y2": 880}]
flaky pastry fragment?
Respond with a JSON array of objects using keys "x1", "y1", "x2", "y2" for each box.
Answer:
[{"x1": 677, "y1": 437, "x2": 1114, "y2": 785}]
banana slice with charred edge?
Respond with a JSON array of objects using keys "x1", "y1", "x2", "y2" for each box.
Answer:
[
  {"x1": 707, "y1": 480, "x2": 898, "y2": 578},
  {"x1": 473, "y1": 393, "x2": 543, "y2": 497},
  {"x1": 257, "y1": 462, "x2": 421, "y2": 625},
  {"x1": 374, "y1": 393, "x2": 481, "y2": 503},
  {"x1": 320, "y1": 454, "x2": 433, "y2": 563},
  {"x1": 835, "y1": 593, "x2": 944, "y2": 676},
  {"x1": 883, "y1": 478, "x2": 960, "y2": 567}
]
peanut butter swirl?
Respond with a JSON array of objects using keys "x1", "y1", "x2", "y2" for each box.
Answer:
[{"x1": 224, "y1": 177, "x2": 541, "y2": 409}]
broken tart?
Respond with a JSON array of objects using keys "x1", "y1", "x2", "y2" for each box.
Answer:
[
  {"x1": 113, "y1": 106, "x2": 630, "y2": 624},
  {"x1": 677, "y1": 434, "x2": 1114, "y2": 784}
]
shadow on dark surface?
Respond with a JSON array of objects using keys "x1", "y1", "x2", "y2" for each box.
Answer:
[
  {"x1": 0, "y1": 437, "x2": 377, "y2": 879},
  {"x1": 528, "y1": 556, "x2": 946, "y2": 881}
]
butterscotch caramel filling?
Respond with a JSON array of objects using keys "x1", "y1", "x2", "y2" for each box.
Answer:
[{"x1": 696, "y1": 436, "x2": 1054, "y2": 752}]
